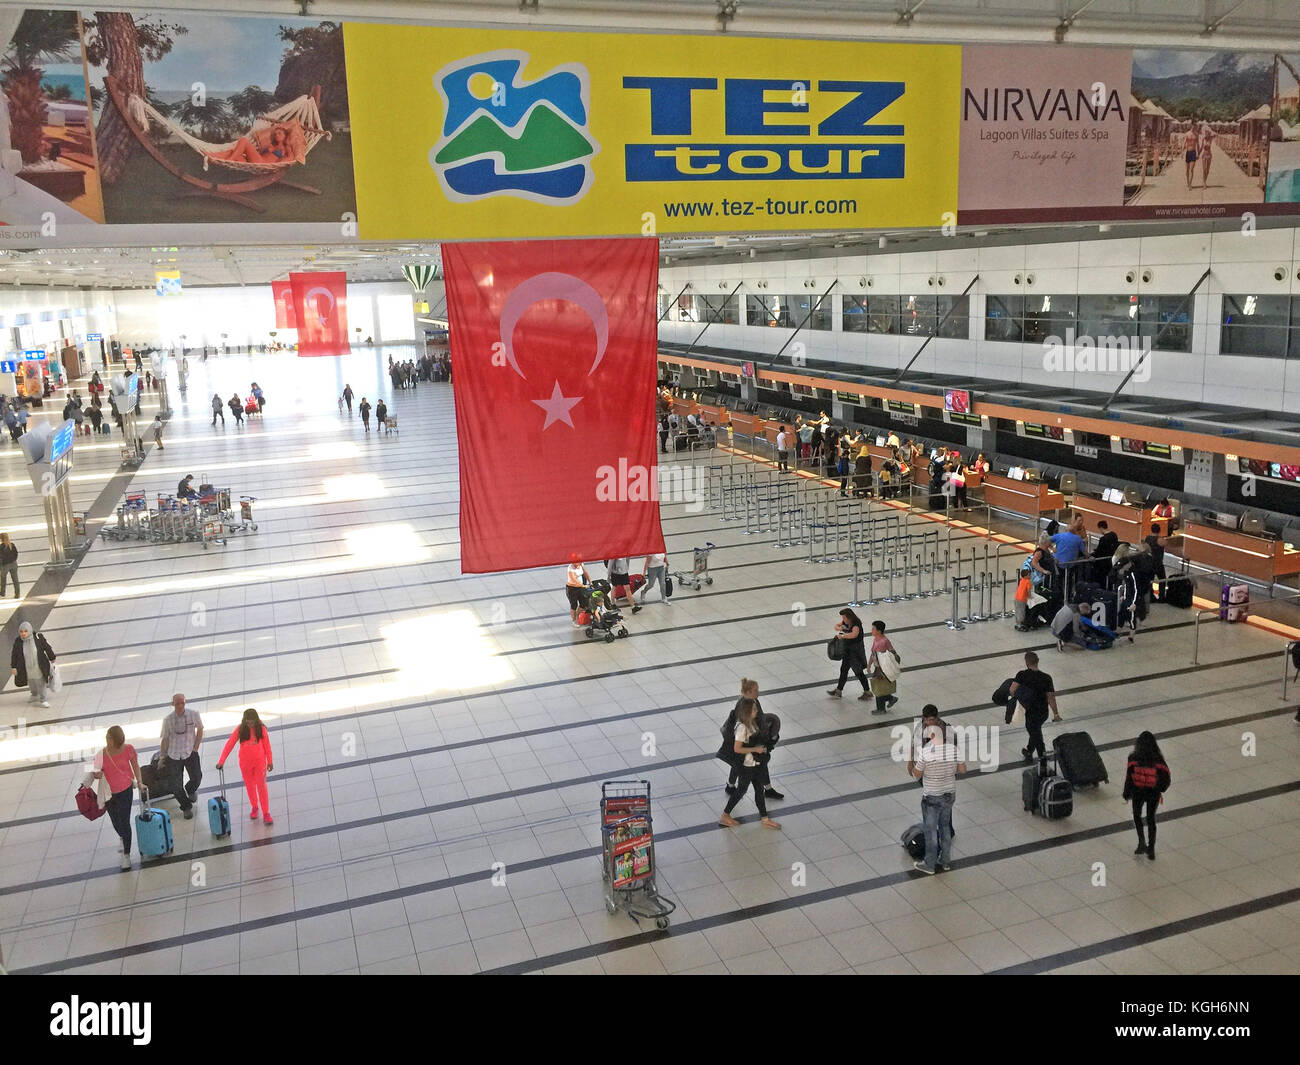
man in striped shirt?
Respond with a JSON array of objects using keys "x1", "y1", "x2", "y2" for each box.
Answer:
[{"x1": 907, "y1": 704, "x2": 965, "y2": 874}]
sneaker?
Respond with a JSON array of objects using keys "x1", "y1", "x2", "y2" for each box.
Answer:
[
  {"x1": 941, "y1": 864, "x2": 951, "y2": 872},
  {"x1": 1021, "y1": 747, "x2": 1032, "y2": 759},
  {"x1": 763, "y1": 788, "x2": 784, "y2": 800},
  {"x1": 1134, "y1": 843, "x2": 1146, "y2": 855},
  {"x1": 182, "y1": 807, "x2": 194, "y2": 820},
  {"x1": 631, "y1": 605, "x2": 641, "y2": 615},
  {"x1": 885, "y1": 695, "x2": 899, "y2": 709},
  {"x1": 857, "y1": 693, "x2": 873, "y2": 702},
  {"x1": 119, "y1": 852, "x2": 131, "y2": 870},
  {"x1": 40, "y1": 699, "x2": 49, "y2": 707},
  {"x1": 249, "y1": 808, "x2": 259, "y2": 820},
  {"x1": 263, "y1": 814, "x2": 274, "y2": 825},
  {"x1": 826, "y1": 688, "x2": 842, "y2": 698},
  {"x1": 912, "y1": 861, "x2": 936, "y2": 875},
  {"x1": 870, "y1": 708, "x2": 887, "y2": 715}
]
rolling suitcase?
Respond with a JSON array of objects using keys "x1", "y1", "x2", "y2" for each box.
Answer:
[
  {"x1": 1022, "y1": 759, "x2": 1047, "y2": 812},
  {"x1": 136, "y1": 789, "x2": 174, "y2": 859},
  {"x1": 1052, "y1": 731, "x2": 1109, "y2": 786},
  {"x1": 208, "y1": 766, "x2": 231, "y2": 838},
  {"x1": 900, "y1": 820, "x2": 954, "y2": 860},
  {"x1": 139, "y1": 753, "x2": 182, "y2": 802},
  {"x1": 1153, "y1": 575, "x2": 1193, "y2": 608},
  {"x1": 1038, "y1": 774, "x2": 1074, "y2": 820},
  {"x1": 1220, "y1": 583, "x2": 1249, "y2": 622},
  {"x1": 629, "y1": 573, "x2": 646, "y2": 593}
]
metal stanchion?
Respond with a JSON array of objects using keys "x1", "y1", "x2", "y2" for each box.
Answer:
[
  {"x1": 882, "y1": 554, "x2": 898, "y2": 602},
  {"x1": 848, "y1": 538, "x2": 864, "y2": 607},
  {"x1": 861, "y1": 548, "x2": 877, "y2": 606},
  {"x1": 946, "y1": 575, "x2": 970, "y2": 630}
]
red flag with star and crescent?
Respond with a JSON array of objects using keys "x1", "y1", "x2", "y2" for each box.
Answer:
[{"x1": 444, "y1": 238, "x2": 666, "y2": 574}]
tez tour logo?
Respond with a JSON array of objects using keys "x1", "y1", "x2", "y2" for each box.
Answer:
[{"x1": 430, "y1": 50, "x2": 599, "y2": 204}]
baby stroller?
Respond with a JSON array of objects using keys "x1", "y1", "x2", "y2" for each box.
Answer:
[{"x1": 581, "y1": 580, "x2": 629, "y2": 643}]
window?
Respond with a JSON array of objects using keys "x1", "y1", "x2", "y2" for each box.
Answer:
[
  {"x1": 936, "y1": 294, "x2": 972, "y2": 340},
  {"x1": 675, "y1": 293, "x2": 696, "y2": 322},
  {"x1": 378, "y1": 294, "x2": 415, "y2": 341},
  {"x1": 899, "y1": 294, "x2": 935, "y2": 336},
  {"x1": 1021, "y1": 294, "x2": 1076, "y2": 344},
  {"x1": 1077, "y1": 294, "x2": 1138, "y2": 340},
  {"x1": 694, "y1": 292, "x2": 739, "y2": 325},
  {"x1": 985, "y1": 294, "x2": 1023, "y2": 342},
  {"x1": 1137, "y1": 295, "x2": 1190, "y2": 352},
  {"x1": 843, "y1": 294, "x2": 901, "y2": 334},
  {"x1": 746, "y1": 294, "x2": 831, "y2": 330},
  {"x1": 1221, "y1": 294, "x2": 1291, "y2": 357}
]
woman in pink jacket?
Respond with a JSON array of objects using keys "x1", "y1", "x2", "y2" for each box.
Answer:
[{"x1": 216, "y1": 708, "x2": 275, "y2": 824}]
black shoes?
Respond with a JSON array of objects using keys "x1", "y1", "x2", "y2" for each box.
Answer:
[
  {"x1": 885, "y1": 695, "x2": 899, "y2": 709},
  {"x1": 1134, "y1": 842, "x2": 1146, "y2": 855},
  {"x1": 763, "y1": 788, "x2": 784, "y2": 801}
]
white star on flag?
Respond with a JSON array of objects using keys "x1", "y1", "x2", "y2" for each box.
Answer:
[{"x1": 531, "y1": 380, "x2": 583, "y2": 430}]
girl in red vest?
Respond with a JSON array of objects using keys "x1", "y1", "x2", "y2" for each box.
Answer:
[
  {"x1": 1122, "y1": 731, "x2": 1171, "y2": 860},
  {"x1": 217, "y1": 709, "x2": 275, "y2": 825}
]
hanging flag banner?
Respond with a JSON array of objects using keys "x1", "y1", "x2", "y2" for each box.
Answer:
[
  {"x1": 444, "y1": 236, "x2": 665, "y2": 573},
  {"x1": 289, "y1": 271, "x2": 351, "y2": 356},
  {"x1": 155, "y1": 270, "x2": 182, "y2": 296},
  {"x1": 271, "y1": 281, "x2": 298, "y2": 329}
]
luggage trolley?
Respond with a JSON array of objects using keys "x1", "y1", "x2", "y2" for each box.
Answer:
[
  {"x1": 229, "y1": 495, "x2": 258, "y2": 533},
  {"x1": 672, "y1": 542, "x2": 716, "y2": 591},
  {"x1": 599, "y1": 780, "x2": 675, "y2": 929}
]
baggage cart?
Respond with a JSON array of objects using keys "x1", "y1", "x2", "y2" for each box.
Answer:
[
  {"x1": 202, "y1": 519, "x2": 226, "y2": 549},
  {"x1": 672, "y1": 542, "x2": 716, "y2": 590},
  {"x1": 599, "y1": 780, "x2": 675, "y2": 929}
]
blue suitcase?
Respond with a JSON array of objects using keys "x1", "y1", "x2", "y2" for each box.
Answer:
[
  {"x1": 208, "y1": 767, "x2": 231, "y2": 838},
  {"x1": 136, "y1": 790, "x2": 174, "y2": 859}
]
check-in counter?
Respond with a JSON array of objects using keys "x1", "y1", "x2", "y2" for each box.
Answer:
[
  {"x1": 980, "y1": 474, "x2": 1065, "y2": 517},
  {"x1": 1181, "y1": 523, "x2": 1300, "y2": 584},
  {"x1": 1070, "y1": 494, "x2": 1155, "y2": 543}
]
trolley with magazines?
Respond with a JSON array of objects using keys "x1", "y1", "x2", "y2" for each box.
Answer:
[{"x1": 600, "y1": 779, "x2": 675, "y2": 929}]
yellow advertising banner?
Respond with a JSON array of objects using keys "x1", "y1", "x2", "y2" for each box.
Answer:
[{"x1": 345, "y1": 24, "x2": 960, "y2": 240}]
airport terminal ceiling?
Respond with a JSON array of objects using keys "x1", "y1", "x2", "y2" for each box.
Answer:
[{"x1": 5, "y1": 0, "x2": 1299, "y2": 50}]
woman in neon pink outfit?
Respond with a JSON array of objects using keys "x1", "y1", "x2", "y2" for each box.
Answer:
[{"x1": 216, "y1": 708, "x2": 275, "y2": 825}]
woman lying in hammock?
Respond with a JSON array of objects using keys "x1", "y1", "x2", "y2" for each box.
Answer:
[{"x1": 205, "y1": 122, "x2": 305, "y2": 167}]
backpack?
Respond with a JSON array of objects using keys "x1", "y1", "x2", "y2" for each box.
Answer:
[{"x1": 1129, "y1": 760, "x2": 1169, "y2": 792}]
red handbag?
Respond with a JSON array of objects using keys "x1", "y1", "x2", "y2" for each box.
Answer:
[{"x1": 76, "y1": 784, "x2": 105, "y2": 821}]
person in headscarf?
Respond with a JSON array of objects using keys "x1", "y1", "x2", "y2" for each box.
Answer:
[{"x1": 10, "y1": 621, "x2": 56, "y2": 707}]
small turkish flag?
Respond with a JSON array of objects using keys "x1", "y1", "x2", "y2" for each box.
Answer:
[
  {"x1": 271, "y1": 281, "x2": 297, "y2": 329},
  {"x1": 444, "y1": 237, "x2": 665, "y2": 574},
  {"x1": 290, "y1": 271, "x2": 350, "y2": 357}
]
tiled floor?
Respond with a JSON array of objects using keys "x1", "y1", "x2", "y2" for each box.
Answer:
[{"x1": 1, "y1": 347, "x2": 1298, "y2": 975}]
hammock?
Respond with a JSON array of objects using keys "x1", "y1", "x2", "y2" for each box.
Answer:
[{"x1": 124, "y1": 92, "x2": 331, "y2": 173}]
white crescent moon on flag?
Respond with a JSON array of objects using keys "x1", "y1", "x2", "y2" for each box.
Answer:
[
  {"x1": 305, "y1": 286, "x2": 336, "y2": 325},
  {"x1": 498, "y1": 272, "x2": 609, "y2": 380}
]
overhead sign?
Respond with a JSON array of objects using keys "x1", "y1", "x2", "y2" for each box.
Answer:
[
  {"x1": 346, "y1": 23, "x2": 961, "y2": 239},
  {"x1": 0, "y1": 361, "x2": 16, "y2": 374},
  {"x1": 87, "y1": 333, "x2": 103, "y2": 341},
  {"x1": 23, "y1": 349, "x2": 46, "y2": 361},
  {"x1": 48, "y1": 420, "x2": 76, "y2": 463}
]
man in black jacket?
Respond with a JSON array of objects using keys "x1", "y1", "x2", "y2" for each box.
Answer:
[
  {"x1": 1092, "y1": 520, "x2": 1120, "y2": 582},
  {"x1": 1009, "y1": 651, "x2": 1062, "y2": 764}
]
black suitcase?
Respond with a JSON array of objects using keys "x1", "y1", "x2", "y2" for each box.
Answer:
[
  {"x1": 1022, "y1": 762, "x2": 1045, "y2": 812},
  {"x1": 1053, "y1": 731, "x2": 1109, "y2": 786},
  {"x1": 140, "y1": 753, "x2": 183, "y2": 800},
  {"x1": 900, "y1": 820, "x2": 954, "y2": 860},
  {"x1": 1038, "y1": 774, "x2": 1073, "y2": 819},
  {"x1": 1154, "y1": 576, "x2": 1193, "y2": 609}
]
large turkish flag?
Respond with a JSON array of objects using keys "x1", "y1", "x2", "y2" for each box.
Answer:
[
  {"x1": 290, "y1": 271, "x2": 350, "y2": 356},
  {"x1": 271, "y1": 281, "x2": 297, "y2": 329},
  {"x1": 445, "y1": 237, "x2": 666, "y2": 574}
]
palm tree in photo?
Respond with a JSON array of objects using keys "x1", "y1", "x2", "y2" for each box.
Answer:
[
  {"x1": 1, "y1": 10, "x2": 81, "y2": 163},
  {"x1": 227, "y1": 84, "x2": 278, "y2": 126}
]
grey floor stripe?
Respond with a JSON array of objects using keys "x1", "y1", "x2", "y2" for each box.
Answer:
[
  {"x1": 991, "y1": 885, "x2": 1300, "y2": 975},
  {"x1": 16, "y1": 773, "x2": 1297, "y2": 976},
  {"x1": 481, "y1": 778, "x2": 1300, "y2": 975}
]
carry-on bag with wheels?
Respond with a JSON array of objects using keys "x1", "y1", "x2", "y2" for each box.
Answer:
[
  {"x1": 136, "y1": 789, "x2": 174, "y2": 858},
  {"x1": 1052, "y1": 731, "x2": 1109, "y2": 786},
  {"x1": 208, "y1": 766, "x2": 231, "y2": 838},
  {"x1": 1038, "y1": 773, "x2": 1074, "y2": 820}
]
